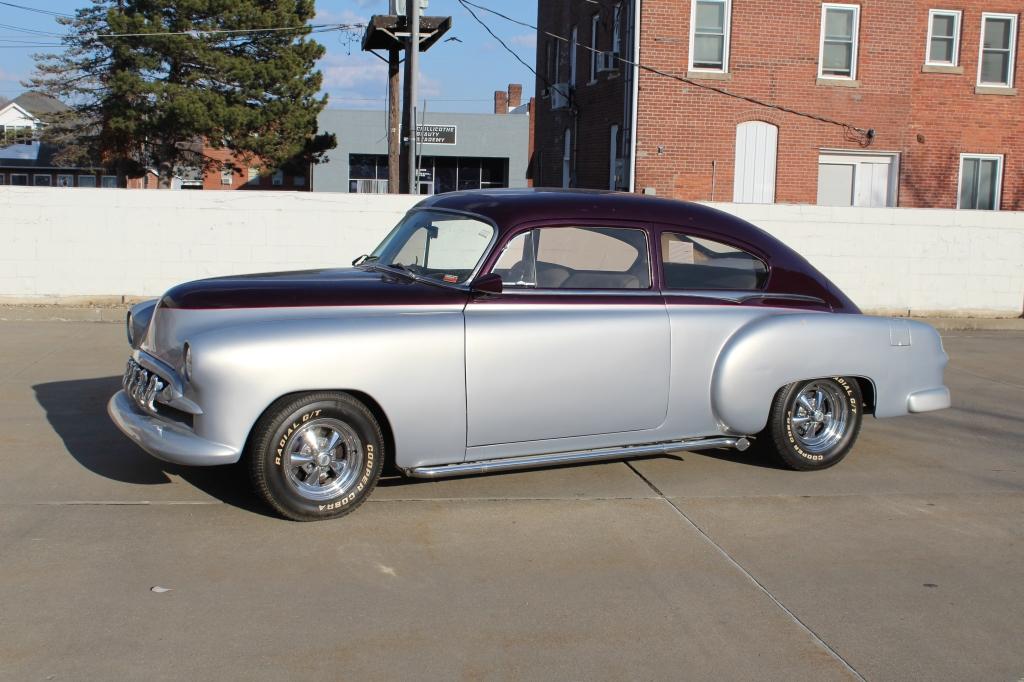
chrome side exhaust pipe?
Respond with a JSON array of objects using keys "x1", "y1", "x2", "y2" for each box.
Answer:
[{"x1": 407, "y1": 436, "x2": 750, "y2": 479}]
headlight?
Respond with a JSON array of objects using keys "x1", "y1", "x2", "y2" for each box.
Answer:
[
  {"x1": 183, "y1": 343, "x2": 192, "y2": 382},
  {"x1": 126, "y1": 312, "x2": 134, "y2": 346}
]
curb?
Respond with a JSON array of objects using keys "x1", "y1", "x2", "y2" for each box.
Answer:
[{"x1": 1, "y1": 304, "x2": 1022, "y2": 331}]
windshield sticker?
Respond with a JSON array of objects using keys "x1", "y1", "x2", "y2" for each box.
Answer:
[{"x1": 443, "y1": 274, "x2": 459, "y2": 283}]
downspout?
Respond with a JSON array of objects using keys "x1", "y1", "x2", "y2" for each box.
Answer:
[{"x1": 628, "y1": 0, "x2": 642, "y2": 193}]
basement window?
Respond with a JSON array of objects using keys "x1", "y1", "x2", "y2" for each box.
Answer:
[
  {"x1": 77, "y1": 175, "x2": 96, "y2": 188},
  {"x1": 689, "y1": 0, "x2": 731, "y2": 72},
  {"x1": 958, "y1": 154, "x2": 1003, "y2": 210},
  {"x1": 925, "y1": 9, "x2": 961, "y2": 66},
  {"x1": 819, "y1": 4, "x2": 860, "y2": 79}
]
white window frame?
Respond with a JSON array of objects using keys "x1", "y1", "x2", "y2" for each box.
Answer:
[
  {"x1": 33, "y1": 174, "x2": 52, "y2": 187},
  {"x1": 688, "y1": 0, "x2": 731, "y2": 73},
  {"x1": 56, "y1": 174, "x2": 74, "y2": 188},
  {"x1": 569, "y1": 26, "x2": 578, "y2": 87},
  {"x1": 957, "y1": 153, "x2": 1003, "y2": 210},
  {"x1": 0, "y1": 173, "x2": 4, "y2": 185},
  {"x1": 272, "y1": 170, "x2": 284, "y2": 186},
  {"x1": 220, "y1": 166, "x2": 233, "y2": 186},
  {"x1": 101, "y1": 175, "x2": 118, "y2": 188},
  {"x1": 609, "y1": 124, "x2": 620, "y2": 190},
  {"x1": 10, "y1": 173, "x2": 28, "y2": 186},
  {"x1": 817, "y1": 150, "x2": 900, "y2": 207},
  {"x1": 977, "y1": 12, "x2": 1018, "y2": 88},
  {"x1": 77, "y1": 174, "x2": 96, "y2": 188},
  {"x1": 818, "y1": 3, "x2": 861, "y2": 80},
  {"x1": 925, "y1": 9, "x2": 962, "y2": 66},
  {"x1": 589, "y1": 14, "x2": 600, "y2": 84},
  {"x1": 562, "y1": 128, "x2": 572, "y2": 189},
  {"x1": 613, "y1": 3, "x2": 623, "y2": 56}
]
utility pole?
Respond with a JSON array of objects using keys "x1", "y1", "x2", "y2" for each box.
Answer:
[
  {"x1": 388, "y1": 49, "x2": 400, "y2": 194},
  {"x1": 402, "y1": 0, "x2": 421, "y2": 195},
  {"x1": 362, "y1": 5, "x2": 450, "y2": 194}
]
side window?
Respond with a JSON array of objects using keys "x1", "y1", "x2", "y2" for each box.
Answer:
[
  {"x1": 661, "y1": 232, "x2": 768, "y2": 290},
  {"x1": 492, "y1": 232, "x2": 534, "y2": 287},
  {"x1": 493, "y1": 227, "x2": 651, "y2": 290}
]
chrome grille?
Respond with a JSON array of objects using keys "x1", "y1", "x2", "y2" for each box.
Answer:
[{"x1": 122, "y1": 358, "x2": 165, "y2": 413}]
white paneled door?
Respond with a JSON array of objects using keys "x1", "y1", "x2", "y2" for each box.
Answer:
[{"x1": 733, "y1": 121, "x2": 778, "y2": 203}]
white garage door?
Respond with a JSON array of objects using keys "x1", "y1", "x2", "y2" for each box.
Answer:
[{"x1": 733, "y1": 121, "x2": 778, "y2": 204}]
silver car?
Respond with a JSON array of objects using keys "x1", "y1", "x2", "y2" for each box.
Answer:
[{"x1": 109, "y1": 189, "x2": 950, "y2": 520}]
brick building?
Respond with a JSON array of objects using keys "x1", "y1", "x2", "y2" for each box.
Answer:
[{"x1": 534, "y1": 0, "x2": 1022, "y2": 210}]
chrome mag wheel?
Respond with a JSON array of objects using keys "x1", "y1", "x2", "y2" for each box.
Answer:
[
  {"x1": 789, "y1": 381, "x2": 851, "y2": 454},
  {"x1": 283, "y1": 418, "x2": 364, "y2": 502}
]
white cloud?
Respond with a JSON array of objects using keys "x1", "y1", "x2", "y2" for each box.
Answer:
[
  {"x1": 319, "y1": 53, "x2": 386, "y2": 89},
  {"x1": 509, "y1": 33, "x2": 536, "y2": 49},
  {"x1": 315, "y1": 7, "x2": 367, "y2": 24},
  {"x1": 419, "y1": 70, "x2": 442, "y2": 98}
]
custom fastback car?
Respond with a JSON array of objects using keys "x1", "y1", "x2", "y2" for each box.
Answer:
[{"x1": 110, "y1": 189, "x2": 950, "y2": 520}]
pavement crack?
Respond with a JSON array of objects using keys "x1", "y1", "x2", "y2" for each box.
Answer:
[{"x1": 624, "y1": 461, "x2": 867, "y2": 682}]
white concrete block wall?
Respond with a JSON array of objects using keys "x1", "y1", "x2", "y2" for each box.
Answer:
[
  {"x1": 0, "y1": 187, "x2": 418, "y2": 301},
  {"x1": 707, "y1": 203, "x2": 1024, "y2": 316},
  {"x1": 0, "y1": 186, "x2": 1021, "y2": 317}
]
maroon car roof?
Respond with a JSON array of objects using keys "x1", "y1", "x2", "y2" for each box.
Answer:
[
  {"x1": 417, "y1": 188, "x2": 777, "y2": 254},
  {"x1": 416, "y1": 188, "x2": 859, "y2": 314}
]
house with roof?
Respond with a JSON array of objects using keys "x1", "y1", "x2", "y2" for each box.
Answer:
[{"x1": 0, "y1": 92, "x2": 113, "y2": 188}]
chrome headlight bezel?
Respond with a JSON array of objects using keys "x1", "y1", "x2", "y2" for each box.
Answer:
[{"x1": 183, "y1": 342, "x2": 192, "y2": 382}]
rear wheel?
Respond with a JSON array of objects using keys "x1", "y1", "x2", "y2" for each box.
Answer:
[
  {"x1": 762, "y1": 377, "x2": 862, "y2": 471},
  {"x1": 248, "y1": 392, "x2": 384, "y2": 521}
]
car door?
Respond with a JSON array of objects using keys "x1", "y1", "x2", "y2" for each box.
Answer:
[{"x1": 464, "y1": 223, "x2": 671, "y2": 449}]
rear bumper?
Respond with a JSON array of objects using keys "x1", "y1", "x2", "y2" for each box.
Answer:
[
  {"x1": 907, "y1": 387, "x2": 951, "y2": 413},
  {"x1": 108, "y1": 390, "x2": 240, "y2": 466}
]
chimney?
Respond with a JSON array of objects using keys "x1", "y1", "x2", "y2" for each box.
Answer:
[
  {"x1": 508, "y1": 83, "x2": 523, "y2": 110},
  {"x1": 494, "y1": 90, "x2": 508, "y2": 115}
]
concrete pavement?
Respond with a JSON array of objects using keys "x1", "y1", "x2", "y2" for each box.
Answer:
[{"x1": 0, "y1": 321, "x2": 1021, "y2": 680}]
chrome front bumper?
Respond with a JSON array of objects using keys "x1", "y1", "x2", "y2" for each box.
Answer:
[{"x1": 108, "y1": 391, "x2": 240, "y2": 466}]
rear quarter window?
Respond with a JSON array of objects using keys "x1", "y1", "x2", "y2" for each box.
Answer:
[{"x1": 661, "y1": 232, "x2": 768, "y2": 290}]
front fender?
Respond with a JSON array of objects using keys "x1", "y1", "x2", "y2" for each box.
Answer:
[
  {"x1": 184, "y1": 311, "x2": 467, "y2": 469},
  {"x1": 710, "y1": 314, "x2": 948, "y2": 435}
]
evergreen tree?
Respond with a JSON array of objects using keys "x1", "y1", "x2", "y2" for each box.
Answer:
[{"x1": 27, "y1": 0, "x2": 337, "y2": 184}]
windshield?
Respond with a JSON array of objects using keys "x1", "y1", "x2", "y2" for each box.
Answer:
[{"x1": 367, "y1": 210, "x2": 495, "y2": 285}]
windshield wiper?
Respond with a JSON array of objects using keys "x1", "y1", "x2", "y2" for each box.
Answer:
[{"x1": 352, "y1": 254, "x2": 379, "y2": 266}]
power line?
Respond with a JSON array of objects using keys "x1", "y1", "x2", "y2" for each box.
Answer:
[
  {"x1": 0, "y1": 22, "x2": 64, "y2": 37},
  {"x1": 95, "y1": 23, "x2": 362, "y2": 39},
  {"x1": 457, "y1": 0, "x2": 540, "y2": 87},
  {"x1": 458, "y1": 0, "x2": 873, "y2": 140},
  {"x1": 0, "y1": 1, "x2": 73, "y2": 18}
]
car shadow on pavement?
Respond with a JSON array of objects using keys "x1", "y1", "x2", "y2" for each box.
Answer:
[{"x1": 33, "y1": 376, "x2": 276, "y2": 518}]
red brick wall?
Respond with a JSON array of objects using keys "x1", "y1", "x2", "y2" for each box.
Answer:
[
  {"x1": 201, "y1": 146, "x2": 310, "y2": 191},
  {"x1": 536, "y1": 0, "x2": 1023, "y2": 209}
]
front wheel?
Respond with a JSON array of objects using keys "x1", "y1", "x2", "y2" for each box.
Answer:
[
  {"x1": 762, "y1": 377, "x2": 863, "y2": 471},
  {"x1": 248, "y1": 392, "x2": 385, "y2": 521}
]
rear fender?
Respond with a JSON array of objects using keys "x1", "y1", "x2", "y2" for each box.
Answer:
[{"x1": 710, "y1": 314, "x2": 948, "y2": 434}]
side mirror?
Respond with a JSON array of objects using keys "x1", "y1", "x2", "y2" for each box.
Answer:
[{"x1": 470, "y1": 272, "x2": 503, "y2": 295}]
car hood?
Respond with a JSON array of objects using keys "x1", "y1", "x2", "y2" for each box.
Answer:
[
  {"x1": 159, "y1": 267, "x2": 469, "y2": 310},
  {"x1": 139, "y1": 268, "x2": 469, "y2": 368}
]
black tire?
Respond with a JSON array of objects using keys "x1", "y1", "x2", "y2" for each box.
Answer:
[
  {"x1": 248, "y1": 392, "x2": 385, "y2": 521},
  {"x1": 762, "y1": 377, "x2": 863, "y2": 471}
]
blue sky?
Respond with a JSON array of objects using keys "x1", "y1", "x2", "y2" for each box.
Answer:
[{"x1": 0, "y1": 0, "x2": 538, "y2": 113}]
